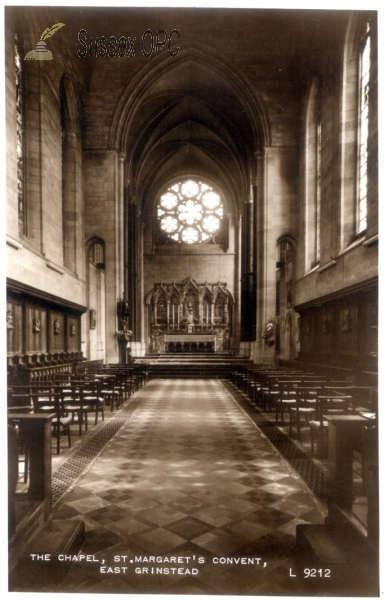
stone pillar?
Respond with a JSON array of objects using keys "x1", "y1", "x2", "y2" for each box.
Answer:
[
  {"x1": 84, "y1": 149, "x2": 121, "y2": 363},
  {"x1": 251, "y1": 159, "x2": 262, "y2": 362},
  {"x1": 118, "y1": 154, "x2": 125, "y2": 294},
  {"x1": 126, "y1": 197, "x2": 138, "y2": 342},
  {"x1": 233, "y1": 214, "x2": 242, "y2": 354},
  {"x1": 257, "y1": 147, "x2": 276, "y2": 364},
  {"x1": 240, "y1": 196, "x2": 253, "y2": 343},
  {"x1": 253, "y1": 145, "x2": 298, "y2": 364},
  {"x1": 139, "y1": 221, "x2": 145, "y2": 350}
]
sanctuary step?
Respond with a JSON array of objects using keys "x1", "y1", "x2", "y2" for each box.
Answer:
[
  {"x1": 136, "y1": 354, "x2": 253, "y2": 379},
  {"x1": 143, "y1": 353, "x2": 247, "y2": 361}
]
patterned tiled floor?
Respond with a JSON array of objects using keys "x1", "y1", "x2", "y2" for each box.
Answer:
[{"x1": 15, "y1": 379, "x2": 334, "y2": 595}]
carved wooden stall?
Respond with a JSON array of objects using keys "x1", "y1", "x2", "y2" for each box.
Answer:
[
  {"x1": 6, "y1": 279, "x2": 86, "y2": 375},
  {"x1": 146, "y1": 277, "x2": 234, "y2": 353}
]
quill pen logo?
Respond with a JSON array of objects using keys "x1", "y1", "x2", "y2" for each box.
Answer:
[{"x1": 24, "y1": 23, "x2": 65, "y2": 61}]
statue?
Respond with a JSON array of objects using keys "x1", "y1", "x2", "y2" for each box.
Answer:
[
  {"x1": 90, "y1": 309, "x2": 97, "y2": 329},
  {"x1": 33, "y1": 317, "x2": 41, "y2": 333},
  {"x1": 187, "y1": 304, "x2": 195, "y2": 332},
  {"x1": 150, "y1": 327, "x2": 162, "y2": 353},
  {"x1": 262, "y1": 319, "x2": 274, "y2": 347},
  {"x1": 116, "y1": 317, "x2": 132, "y2": 363},
  {"x1": 117, "y1": 294, "x2": 130, "y2": 320}
]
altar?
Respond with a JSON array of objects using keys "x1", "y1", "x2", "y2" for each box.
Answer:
[
  {"x1": 164, "y1": 333, "x2": 216, "y2": 353},
  {"x1": 146, "y1": 277, "x2": 234, "y2": 354}
]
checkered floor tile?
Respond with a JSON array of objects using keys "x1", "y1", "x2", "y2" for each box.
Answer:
[{"x1": 13, "y1": 379, "x2": 333, "y2": 595}]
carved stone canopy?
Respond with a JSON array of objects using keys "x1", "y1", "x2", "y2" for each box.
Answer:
[{"x1": 146, "y1": 277, "x2": 234, "y2": 353}]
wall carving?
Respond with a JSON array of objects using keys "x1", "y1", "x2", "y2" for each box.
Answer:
[{"x1": 146, "y1": 277, "x2": 234, "y2": 353}]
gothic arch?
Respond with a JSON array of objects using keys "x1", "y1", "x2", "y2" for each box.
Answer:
[
  {"x1": 59, "y1": 74, "x2": 79, "y2": 136},
  {"x1": 110, "y1": 41, "x2": 271, "y2": 153}
]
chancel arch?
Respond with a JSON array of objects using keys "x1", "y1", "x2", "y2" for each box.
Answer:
[{"x1": 117, "y1": 50, "x2": 263, "y2": 355}]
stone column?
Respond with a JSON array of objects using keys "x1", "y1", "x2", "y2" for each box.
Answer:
[
  {"x1": 254, "y1": 145, "x2": 298, "y2": 364},
  {"x1": 126, "y1": 197, "x2": 138, "y2": 342},
  {"x1": 118, "y1": 154, "x2": 125, "y2": 294},
  {"x1": 251, "y1": 158, "x2": 263, "y2": 362},
  {"x1": 233, "y1": 214, "x2": 242, "y2": 353},
  {"x1": 257, "y1": 147, "x2": 276, "y2": 364},
  {"x1": 240, "y1": 194, "x2": 254, "y2": 346},
  {"x1": 84, "y1": 149, "x2": 121, "y2": 363},
  {"x1": 139, "y1": 220, "x2": 145, "y2": 349}
]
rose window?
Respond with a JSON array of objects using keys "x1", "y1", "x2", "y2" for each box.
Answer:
[{"x1": 157, "y1": 180, "x2": 223, "y2": 244}]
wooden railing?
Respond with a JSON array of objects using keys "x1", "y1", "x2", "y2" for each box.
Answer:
[
  {"x1": 74, "y1": 359, "x2": 104, "y2": 373},
  {"x1": 10, "y1": 363, "x2": 74, "y2": 386},
  {"x1": 7, "y1": 351, "x2": 83, "y2": 368}
]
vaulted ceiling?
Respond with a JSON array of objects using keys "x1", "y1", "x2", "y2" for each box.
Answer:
[{"x1": 126, "y1": 59, "x2": 259, "y2": 214}]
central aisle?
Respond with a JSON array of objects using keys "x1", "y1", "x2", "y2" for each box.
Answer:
[{"x1": 54, "y1": 379, "x2": 325, "y2": 594}]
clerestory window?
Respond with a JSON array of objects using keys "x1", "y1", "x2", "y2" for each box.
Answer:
[
  {"x1": 15, "y1": 34, "x2": 25, "y2": 234},
  {"x1": 316, "y1": 119, "x2": 321, "y2": 261},
  {"x1": 357, "y1": 21, "x2": 370, "y2": 234},
  {"x1": 304, "y1": 77, "x2": 321, "y2": 270},
  {"x1": 157, "y1": 180, "x2": 223, "y2": 244}
]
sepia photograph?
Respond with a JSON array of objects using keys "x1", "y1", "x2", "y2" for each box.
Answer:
[{"x1": 5, "y1": 2, "x2": 379, "y2": 596}]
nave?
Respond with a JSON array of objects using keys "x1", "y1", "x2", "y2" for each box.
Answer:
[{"x1": 13, "y1": 378, "x2": 335, "y2": 595}]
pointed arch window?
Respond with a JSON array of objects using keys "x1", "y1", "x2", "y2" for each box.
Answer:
[
  {"x1": 60, "y1": 76, "x2": 78, "y2": 271},
  {"x1": 315, "y1": 119, "x2": 322, "y2": 261},
  {"x1": 15, "y1": 33, "x2": 25, "y2": 234},
  {"x1": 357, "y1": 21, "x2": 371, "y2": 234},
  {"x1": 304, "y1": 78, "x2": 321, "y2": 270},
  {"x1": 89, "y1": 240, "x2": 105, "y2": 270}
]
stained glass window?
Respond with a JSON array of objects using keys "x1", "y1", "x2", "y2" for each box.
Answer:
[{"x1": 157, "y1": 180, "x2": 223, "y2": 244}]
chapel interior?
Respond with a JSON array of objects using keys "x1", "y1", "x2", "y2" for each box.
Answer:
[{"x1": 6, "y1": 6, "x2": 379, "y2": 595}]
